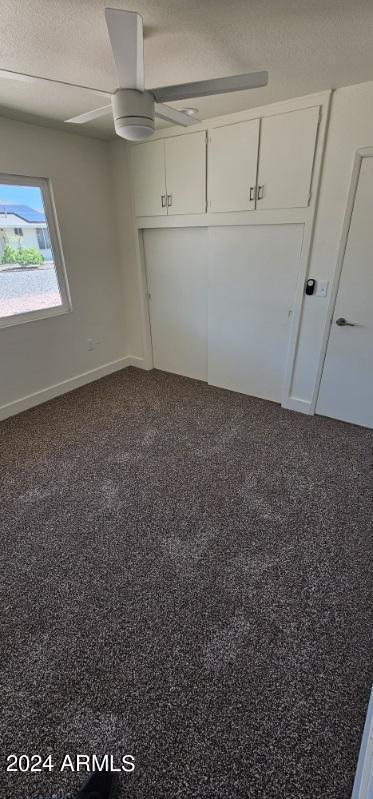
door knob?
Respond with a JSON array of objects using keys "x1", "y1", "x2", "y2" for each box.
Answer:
[{"x1": 336, "y1": 317, "x2": 355, "y2": 326}]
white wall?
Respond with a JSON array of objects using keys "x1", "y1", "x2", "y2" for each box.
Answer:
[
  {"x1": 22, "y1": 227, "x2": 39, "y2": 251},
  {"x1": 0, "y1": 117, "x2": 129, "y2": 414},
  {"x1": 290, "y1": 80, "x2": 373, "y2": 408},
  {"x1": 22, "y1": 228, "x2": 52, "y2": 261}
]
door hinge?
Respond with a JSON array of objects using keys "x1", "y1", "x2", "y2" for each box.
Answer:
[{"x1": 308, "y1": 189, "x2": 312, "y2": 204}]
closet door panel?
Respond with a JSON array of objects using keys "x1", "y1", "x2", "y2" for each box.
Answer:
[
  {"x1": 144, "y1": 228, "x2": 208, "y2": 380},
  {"x1": 208, "y1": 224, "x2": 304, "y2": 402}
]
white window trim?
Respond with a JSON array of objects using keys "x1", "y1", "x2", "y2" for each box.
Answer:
[{"x1": 0, "y1": 173, "x2": 72, "y2": 329}]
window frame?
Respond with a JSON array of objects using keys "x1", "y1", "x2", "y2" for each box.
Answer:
[{"x1": 0, "y1": 173, "x2": 72, "y2": 328}]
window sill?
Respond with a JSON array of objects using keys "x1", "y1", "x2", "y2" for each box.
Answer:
[{"x1": 0, "y1": 302, "x2": 72, "y2": 330}]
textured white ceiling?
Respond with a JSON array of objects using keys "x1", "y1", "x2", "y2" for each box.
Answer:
[{"x1": 0, "y1": 0, "x2": 373, "y2": 139}]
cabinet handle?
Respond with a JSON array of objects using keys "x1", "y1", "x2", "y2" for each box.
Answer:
[
  {"x1": 257, "y1": 185, "x2": 264, "y2": 200},
  {"x1": 161, "y1": 194, "x2": 166, "y2": 207},
  {"x1": 167, "y1": 194, "x2": 173, "y2": 207},
  {"x1": 249, "y1": 186, "x2": 255, "y2": 201}
]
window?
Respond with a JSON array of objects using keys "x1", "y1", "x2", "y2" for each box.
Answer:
[
  {"x1": 0, "y1": 175, "x2": 71, "y2": 326},
  {"x1": 36, "y1": 227, "x2": 51, "y2": 250}
]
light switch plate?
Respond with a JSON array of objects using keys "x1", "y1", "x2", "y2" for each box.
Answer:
[{"x1": 316, "y1": 280, "x2": 329, "y2": 297}]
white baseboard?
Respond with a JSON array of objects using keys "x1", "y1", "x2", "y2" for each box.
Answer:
[
  {"x1": 0, "y1": 356, "x2": 132, "y2": 421},
  {"x1": 283, "y1": 396, "x2": 313, "y2": 415},
  {"x1": 351, "y1": 687, "x2": 373, "y2": 799},
  {"x1": 127, "y1": 355, "x2": 152, "y2": 370}
]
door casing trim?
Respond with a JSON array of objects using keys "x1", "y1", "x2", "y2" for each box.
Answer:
[{"x1": 311, "y1": 146, "x2": 373, "y2": 414}]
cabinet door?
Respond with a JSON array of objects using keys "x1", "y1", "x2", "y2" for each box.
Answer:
[
  {"x1": 165, "y1": 132, "x2": 206, "y2": 215},
  {"x1": 129, "y1": 140, "x2": 167, "y2": 217},
  {"x1": 208, "y1": 119, "x2": 259, "y2": 212},
  {"x1": 257, "y1": 106, "x2": 320, "y2": 209}
]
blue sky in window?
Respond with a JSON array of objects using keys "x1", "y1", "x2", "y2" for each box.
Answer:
[{"x1": 0, "y1": 184, "x2": 44, "y2": 212}]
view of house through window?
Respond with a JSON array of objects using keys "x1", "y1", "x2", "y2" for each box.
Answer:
[{"x1": 0, "y1": 180, "x2": 66, "y2": 322}]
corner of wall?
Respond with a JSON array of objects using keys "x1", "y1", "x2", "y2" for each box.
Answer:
[{"x1": 109, "y1": 139, "x2": 153, "y2": 369}]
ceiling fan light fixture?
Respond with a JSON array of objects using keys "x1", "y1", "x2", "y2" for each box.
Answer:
[
  {"x1": 54, "y1": 10, "x2": 269, "y2": 137},
  {"x1": 115, "y1": 120, "x2": 154, "y2": 141},
  {"x1": 112, "y1": 88, "x2": 155, "y2": 141}
]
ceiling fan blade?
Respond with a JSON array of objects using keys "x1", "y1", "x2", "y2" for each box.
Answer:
[
  {"x1": 155, "y1": 103, "x2": 200, "y2": 127},
  {"x1": 65, "y1": 105, "x2": 112, "y2": 124},
  {"x1": 0, "y1": 68, "x2": 110, "y2": 96},
  {"x1": 105, "y1": 8, "x2": 144, "y2": 91},
  {"x1": 151, "y1": 71, "x2": 268, "y2": 103}
]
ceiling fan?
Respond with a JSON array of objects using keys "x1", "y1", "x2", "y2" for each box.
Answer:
[{"x1": 0, "y1": 8, "x2": 268, "y2": 142}]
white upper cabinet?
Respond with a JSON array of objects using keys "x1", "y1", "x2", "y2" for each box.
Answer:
[
  {"x1": 130, "y1": 132, "x2": 206, "y2": 217},
  {"x1": 130, "y1": 140, "x2": 167, "y2": 217},
  {"x1": 165, "y1": 132, "x2": 206, "y2": 215},
  {"x1": 256, "y1": 106, "x2": 320, "y2": 209},
  {"x1": 129, "y1": 103, "x2": 322, "y2": 218},
  {"x1": 208, "y1": 120, "x2": 260, "y2": 212}
]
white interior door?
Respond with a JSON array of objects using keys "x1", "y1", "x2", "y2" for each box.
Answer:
[
  {"x1": 208, "y1": 120, "x2": 259, "y2": 212},
  {"x1": 317, "y1": 156, "x2": 373, "y2": 428},
  {"x1": 165, "y1": 132, "x2": 206, "y2": 215},
  {"x1": 129, "y1": 140, "x2": 167, "y2": 217},
  {"x1": 257, "y1": 107, "x2": 319, "y2": 209},
  {"x1": 144, "y1": 228, "x2": 208, "y2": 381},
  {"x1": 208, "y1": 225, "x2": 304, "y2": 402}
]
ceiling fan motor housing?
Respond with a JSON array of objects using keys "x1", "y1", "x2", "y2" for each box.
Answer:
[{"x1": 111, "y1": 89, "x2": 155, "y2": 140}]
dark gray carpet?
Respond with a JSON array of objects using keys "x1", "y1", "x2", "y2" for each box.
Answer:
[{"x1": 0, "y1": 367, "x2": 372, "y2": 799}]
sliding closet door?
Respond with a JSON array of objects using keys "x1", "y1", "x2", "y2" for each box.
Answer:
[
  {"x1": 208, "y1": 225, "x2": 304, "y2": 402},
  {"x1": 143, "y1": 228, "x2": 208, "y2": 381}
]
